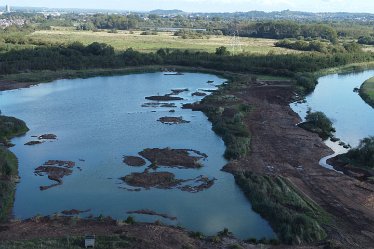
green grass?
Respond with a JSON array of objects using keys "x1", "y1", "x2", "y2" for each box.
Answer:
[
  {"x1": 0, "y1": 235, "x2": 138, "y2": 249},
  {"x1": 199, "y1": 78, "x2": 252, "y2": 160},
  {"x1": 360, "y1": 76, "x2": 374, "y2": 108},
  {"x1": 235, "y1": 172, "x2": 330, "y2": 245},
  {"x1": 26, "y1": 29, "x2": 295, "y2": 54},
  {"x1": 0, "y1": 146, "x2": 18, "y2": 178},
  {"x1": 0, "y1": 115, "x2": 29, "y2": 146},
  {"x1": 0, "y1": 180, "x2": 15, "y2": 222}
]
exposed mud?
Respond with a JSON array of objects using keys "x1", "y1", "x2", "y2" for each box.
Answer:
[
  {"x1": 145, "y1": 95, "x2": 184, "y2": 101},
  {"x1": 61, "y1": 209, "x2": 91, "y2": 216},
  {"x1": 24, "y1": 141, "x2": 43, "y2": 146},
  {"x1": 121, "y1": 171, "x2": 216, "y2": 193},
  {"x1": 34, "y1": 160, "x2": 76, "y2": 191},
  {"x1": 192, "y1": 91, "x2": 207, "y2": 97},
  {"x1": 157, "y1": 116, "x2": 190, "y2": 125},
  {"x1": 139, "y1": 148, "x2": 207, "y2": 168},
  {"x1": 38, "y1": 134, "x2": 57, "y2": 140},
  {"x1": 141, "y1": 102, "x2": 177, "y2": 108},
  {"x1": 170, "y1": 88, "x2": 189, "y2": 95},
  {"x1": 127, "y1": 209, "x2": 177, "y2": 221},
  {"x1": 123, "y1": 156, "x2": 147, "y2": 167}
]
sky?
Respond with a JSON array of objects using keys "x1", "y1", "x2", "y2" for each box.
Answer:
[{"x1": 3, "y1": 0, "x2": 374, "y2": 13}]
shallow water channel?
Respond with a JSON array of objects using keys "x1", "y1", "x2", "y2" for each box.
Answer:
[
  {"x1": 291, "y1": 70, "x2": 374, "y2": 169},
  {"x1": 0, "y1": 72, "x2": 275, "y2": 239}
]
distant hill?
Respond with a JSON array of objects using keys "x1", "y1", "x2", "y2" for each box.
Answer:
[{"x1": 149, "y1": 9, "x2": 185, "y2": 15}]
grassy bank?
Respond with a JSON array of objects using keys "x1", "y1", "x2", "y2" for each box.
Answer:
[
  {"x1": 194, "y1": 75, "x2": 252, "y2": 160},
  {"x1": 0, "y1": 115, "x2": 29, "y2": 147},
  {"x1": 0, "y1": 115, "x2": 28, "y2": 222},
  {"x1": 236, "y1": 172, "x2": 330, "y2": 244},
  {"x1": 360, "y1": 76, "x2": 374, "y2": 108},
  {"x1": 317, "y1": 61, "x2": 374, "y2": 77}
]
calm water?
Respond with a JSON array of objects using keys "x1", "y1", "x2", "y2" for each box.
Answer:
[
  {"x1": 291, "y1": 70, "x2": 374, "y2": 169},
  {"x1": 0, "y1": 72, "x2": 275, "y2": 239}
]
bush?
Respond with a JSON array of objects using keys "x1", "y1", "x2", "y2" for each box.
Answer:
[
  {"x1": 215, "y1": 46, "x2": 230, "y2": 56},
  {"x1": 346, "y1": 136, "x2": 374, "y2": 169},
  {"x1": 299, "y1": 111, "x2": 335, "y2": 140},
  {"x1": 235, "y1": 172, "x2": 328, "y2": 244}
]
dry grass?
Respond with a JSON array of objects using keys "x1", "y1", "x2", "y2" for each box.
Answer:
[{"x1": 28, "y1": 29, "x2": 296, "y2": 54}]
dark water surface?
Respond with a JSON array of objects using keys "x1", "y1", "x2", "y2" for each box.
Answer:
[
  {"x1": 291, "y1": 70, "x2": 374, "y2": 169},
  {"x1": 0, "y1": 72, "x2": 275, "y2": 239}
]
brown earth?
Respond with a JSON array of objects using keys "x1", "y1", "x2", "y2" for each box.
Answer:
[
  {"x1": 61, "y1": 209, "x2": 91, "y2": 216},
  {"x1": 221, "y1": 82, "x2": 374, "y2": 248},
  {"x1": 34, "y1": 160, "x2": 76, "y2": 191},
  {"x1": 123, "y1": 156, "x2": 147, "y2": 167},
  {"x1": 139, "y1": 148, "x2": 207, "y2": 168},
  {"x1": 158, "y1": 116, "x2": 190, "y2": 125},
  {"x1": 170, "y1": 88, "x2": 189, "y2": 95},
  {"x1": 192, "y1": 92, "x2": 207, "y2": 97},
  {"x1": 121, "y1": 171, "x2": 216, "y2": 193},
  {"x1": 141, "y1": 102, "x2": 177, "y2": 108},
  {"x1": 122, "y1": 171, "x2": 182, "y2": 189},
  {"x1": 0, "y1": 81, "x2": 35, "y2": 91},
  {"x1": 38, "y1": 134, "x2": 57, "y2": 140},
  {"x1": 127, "y1": 209, "x2": 177, "y2": 221},
  {"x1": 0, "y1": 216, "x2": 316, "y2": 249},
  {"x1": 24, "y1": 141, "x2": 43, "y2": 146},
  {"x1": 327, "y1": 156, "x2": 374, "y2": 183},
  {"x1": 145, "y1": 95, "x2": 184, "y2": 101}
]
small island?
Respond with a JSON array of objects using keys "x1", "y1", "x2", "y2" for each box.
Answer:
[
  {"x1": 298, "y1": 111, "x2": 335, "y2": 140},
  {"x1": 360, "y1": 77, "x2": 374, "y2": 108}
]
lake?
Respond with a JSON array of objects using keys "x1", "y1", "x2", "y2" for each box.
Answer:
[{"x1": 0, "y1": 72, "x2": 275, "y2": 239}]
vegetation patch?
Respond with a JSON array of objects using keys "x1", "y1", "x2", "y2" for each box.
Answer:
[
  {"x1": 360, "y1": 76, "x2": 374, "y2": 108},
  {"x1": 0, "y1": 180, "x2": 15, "y2": 222},
  {"x1": 235, "y1": 172, "x2": 329, "y2": 244},
  {"x1": 192, "y1": 79, "x2": 251, "y2": 160},
  {"x1": 298, "y1": 111, "x2": 335, "y2": 140},
  {"x1": 0, "y1": 115, "x2": 29, "y2": 147}
]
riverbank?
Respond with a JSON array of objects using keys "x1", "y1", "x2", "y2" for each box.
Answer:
[
  {"x1": 360, "y1": 76, "x2": 374, "y2": 108},
  {"x1": 194, "y1": 74, "x2": 374, "y2": 247},
  {"x1": 0, "y1": 115, "x2": 29, "y2": 222}
]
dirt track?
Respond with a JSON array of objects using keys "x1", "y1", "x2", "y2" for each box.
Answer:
[{"x1": 224, "y1": 83, "x2": 374, "y2": 248}]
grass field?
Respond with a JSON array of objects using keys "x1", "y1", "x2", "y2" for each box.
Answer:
[
  {"x1": 360, "y1": 76, "x2": 374, "y2": 107},
  {"x1": 28, "y1": 29, "x2": 295, "y2": 54}
]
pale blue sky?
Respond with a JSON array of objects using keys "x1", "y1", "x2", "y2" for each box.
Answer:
[{"x1": 3, "y1": 0, "x2": 374, "y2": 13}]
